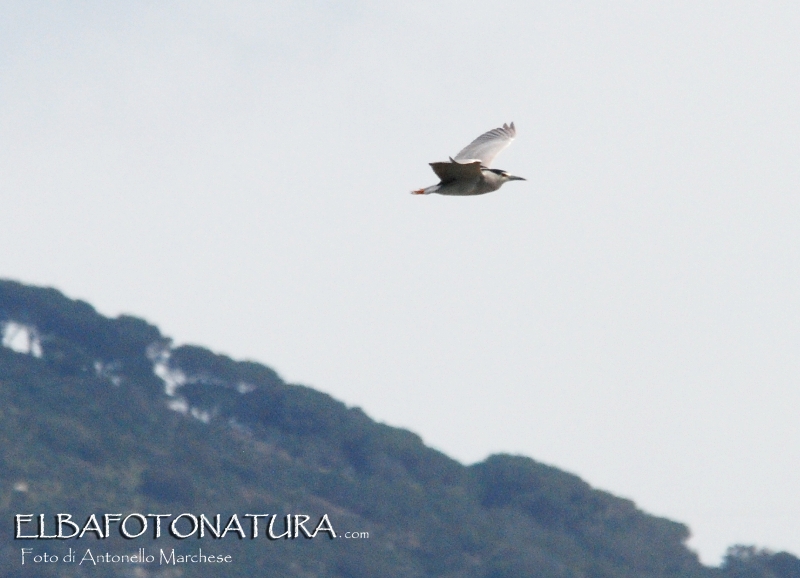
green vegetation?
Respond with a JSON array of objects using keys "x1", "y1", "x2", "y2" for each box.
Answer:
[{"x1": 0, "y1": 279, "x2": 796, "y2": 577}]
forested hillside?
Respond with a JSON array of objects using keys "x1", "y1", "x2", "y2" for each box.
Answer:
[{"x1": 0, "y1": 280, "x2": 797, "y2": 577}]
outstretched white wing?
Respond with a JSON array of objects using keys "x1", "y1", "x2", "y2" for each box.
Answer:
[{"x1": 453, "y1": 122, "x2": 516, "y2": 167}]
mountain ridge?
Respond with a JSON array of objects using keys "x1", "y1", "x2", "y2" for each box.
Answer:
[{"x1": 0, "y1": 278, "x2": 796, "y2": 578}]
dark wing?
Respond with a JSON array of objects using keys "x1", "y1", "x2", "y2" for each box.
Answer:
[
  {"x1": 453, "y1": 122, "x2": 516, "y2": 167},
  {"x1": 429, "y1": 160, "x2": 483, "y2": 183}
]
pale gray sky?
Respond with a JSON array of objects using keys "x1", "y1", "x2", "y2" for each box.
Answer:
[{"x1": 1, "y1": 1, "x2": 799, "y2": 564}]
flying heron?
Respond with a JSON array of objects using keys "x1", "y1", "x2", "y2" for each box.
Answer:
[{"x1": 412, "y1": 122, "x2": 525, "y2": 196}]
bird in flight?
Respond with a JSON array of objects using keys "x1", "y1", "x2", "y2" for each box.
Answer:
[{"x1": 412, "y1": 122, "x2": 525, "y2": 196}]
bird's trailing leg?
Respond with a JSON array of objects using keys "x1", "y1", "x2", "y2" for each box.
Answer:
[{"x1": 410, "y1": 184, "x2": 440, "y2": 195}]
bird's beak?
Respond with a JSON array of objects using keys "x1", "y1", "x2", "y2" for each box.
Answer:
[{"x1": 508, "y1": 175, "x2": 526, "y2": 181}]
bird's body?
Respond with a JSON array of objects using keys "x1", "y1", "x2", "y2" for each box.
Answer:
[{"x1": 412, "y1": 123, "x2": 525, "y2": 196}]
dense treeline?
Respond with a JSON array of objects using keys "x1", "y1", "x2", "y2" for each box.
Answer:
[{"x1": 0, "y1": 279, "x2": 796, "y2": 577}]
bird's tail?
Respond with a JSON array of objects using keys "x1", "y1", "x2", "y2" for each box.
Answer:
[{"x1": 411, "y1": 185, "x2": 439, "y2": 195}]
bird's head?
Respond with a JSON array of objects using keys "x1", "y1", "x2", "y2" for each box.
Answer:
[
  {"x1": 485, "y1": 168, "x2": 526, "y2": 184},
  {"x1": 501, "y1": 172, "x2": 526, "y2": 182}
]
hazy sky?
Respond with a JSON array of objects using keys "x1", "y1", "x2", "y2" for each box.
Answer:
[{"x1": 2, "y1": 1, "x2": 799, "y2": 563}]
